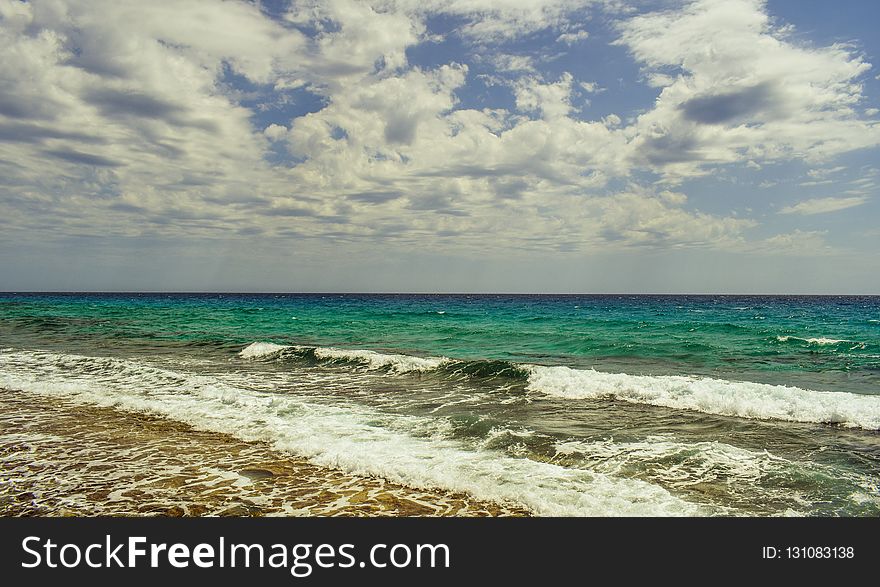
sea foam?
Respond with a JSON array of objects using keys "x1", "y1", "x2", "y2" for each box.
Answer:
[
  {"x1": 239, "y1": 341, "x2": 447, "y2": 373},
  {"x1": 313, "y1": 347, "x2": 447, "y2": 373},
  {"x1": 775, "y1": 335, "x2": 853, "y2": 345},
  {"x1": 239, "y1": 342, "x2": 288, "y2": 358},
  {"x1": 525, "y1": 365, "x2": 880, "y2": 430}
]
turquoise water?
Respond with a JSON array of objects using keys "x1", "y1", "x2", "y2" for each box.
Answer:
[{"x1": 2, "y1": 293, "x2": 879, "y2": 515}]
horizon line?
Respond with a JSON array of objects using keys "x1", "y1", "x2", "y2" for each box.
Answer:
[{"x1": 2, "y1": 291, "x2": 879, "y2": 297}]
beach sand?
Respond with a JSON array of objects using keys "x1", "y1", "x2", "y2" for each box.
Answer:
[{"x1": 0, "y1": 391, "x2": 527, "y2": 517}]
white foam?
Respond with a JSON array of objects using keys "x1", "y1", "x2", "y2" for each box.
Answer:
[
  {"x1": 240, "y1": 341, "x2": 447, "y2": 373},
  {"x1": 776, "y1": 335, "x2": 851, "y2": 345},
  {"x1": 552, "y1": 435, "x2": 879, "y2": 511},
  {"x1": 313, "y1": 347, "x2": 447, "y2": 373},
  {"x1": 0, "y1": 349, "x2": 704, "y2": 516},
  {"x1": 525, "y1": 365, "x2": 880, "y2": 430},
  {"x1": 555, "y1": 436, "x2": 791, "y2": 485},
  {"x1": 239, "y1": 342, "x2": 288, "y2": 358}
]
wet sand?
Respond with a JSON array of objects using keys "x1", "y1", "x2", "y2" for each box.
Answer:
[{"x1": 0, "y1": 391, "x2": 527, "y2": 517}]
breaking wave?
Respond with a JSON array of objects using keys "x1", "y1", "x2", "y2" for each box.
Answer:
[{"x1": 240, "y1": 342, "x2": 880, "y2": 429}]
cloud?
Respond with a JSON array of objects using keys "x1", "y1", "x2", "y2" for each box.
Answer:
[
  {"x1": 406, "y1": 0, "x2": 609, "y2": 43},
  {"x1": 779, "y1": 196, "x2": 869, "y2": 215},
  {"x1": 557, "y1": 30, "x2": 589, "y2": 45},
  {"x1": 590, "y1": 189, "x2": 753, "y2": 248},
  {"x1": 679, "y1": 82, "x2": 778, "y2": 125},
  {"x1": 514, "y1": 73, "x2": 574, "y2": 119},
  {"x1": 86, "y1": 89, "x2": 185, "y2": 121},
  {"x1": 578, "y1": 81, "x2": 604, "y2": 93},
  {"x1": 757, "y1": 229, "x2": 830, "y2": 254},
  {"x1": 0, "y1": 121, "x2": 102, "y2": 144},
  {"x1": 347, "y1": 191, "x2": 404, "y2": 204},
  {"x1": 807, "y1": 166, "x2": 846, "y2": 179},
  {"x1": 0, "y1": 0, "x2": 874, "y2": 267},
  {"x1": 616, "y1": 0, "x2": 880, "y2": 178},
  {"x1": 263, "y1": 123, "x2": 289, "y2": 142},
  {"x1": 43, "y1": 148, "x2": 121, "y2": 167},
  {"x1": 490, "y1": 54, "x2": 537, "y2": 73}
]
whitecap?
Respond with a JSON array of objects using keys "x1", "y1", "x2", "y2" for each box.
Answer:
[{"x1": 525, "y1": 365, "x2": 880, "y2": 430}]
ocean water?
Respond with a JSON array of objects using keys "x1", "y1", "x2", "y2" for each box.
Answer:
[{"x1": 1, "y1": 293, "x2": 879, "y2": 516}]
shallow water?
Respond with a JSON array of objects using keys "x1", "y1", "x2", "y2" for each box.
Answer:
[{"x1": 0, "y1": 393, "x2": 522, "y2": 516}]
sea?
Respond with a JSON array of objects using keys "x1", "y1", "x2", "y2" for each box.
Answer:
[{"x1": 1, "y1": 293, "x2": 879, "y2": 516}]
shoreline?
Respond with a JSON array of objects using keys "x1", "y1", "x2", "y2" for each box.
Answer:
[{"x1": 0, "y1": 391, "x2": 528, "y2": 517}]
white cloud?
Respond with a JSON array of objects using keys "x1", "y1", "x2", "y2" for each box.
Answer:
[
  {"x1": 286, "y1": 0, "x2": 424, "y2": 83},
  {"x1": 779, "y1": 196, "x2": 868, "y2": 215},
  {"x1": 514, "y1": 73, "x2": 574, "y2": 119},
  {"x1": 616, "y1": 0, "x2": 880, "y2": 179},
  {"x1": 489, "y1": 54, "x2": 536, "y2": 73},
  {"x1": 264, "y1": 124, "x2": 289, "y2": 142},
  {"x1": 755, "y1": 229, "x2": 831, "y2": 254},
  {"x1": 407, "y1": 0, "x2": 608, "y2": 43},
  {"x1": 578, "y1": 81, "x2": 604, "y2": 93},
  {"x1": 590, "y1": 189, "x2": 752, "y2": 248},
  {"x1": 807, "y1": 166, "x2": 846, "y2": 179},
  {"x1": 557, "y1": 30, "x2": 590, "y2": 45},
  {"x1": 603, "y1": 113, "x2": 622, "y2": 127}
]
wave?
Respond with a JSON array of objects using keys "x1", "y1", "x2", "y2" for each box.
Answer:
[
  {"x1": 552, "y1": 435, "x2": 878, "y2": 510},
  {"x1": 775, "y1": 335, "x2": 867, "y2": 350},
  {"x1": 240, "y1": 342, "x2": 880, "y2": 429},
  {"x1": 240, "y1": 341, "x2": 529, "y2": 381},
  {"x1": 525, "y1": 365, "x2": 880, "y2": 430},
  {"x1": 0, "y1": 348, "x2": 703, "y2": 516},
  {"x1": 775, "y1": 335, "x2": 858, "y2": 345},
  {"x1": 239, "y1": 341, "x2": 447, "y2": 373},
  {"x1": 239, "y1": 341, "x2": 288, "y2": 358},
  {"x1": 555, "y1": 435, "x2": 792, "y2": 484}
]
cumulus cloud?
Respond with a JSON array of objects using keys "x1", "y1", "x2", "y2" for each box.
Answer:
[
  {"x1": 616, "y1": 0, "x2": 880, "y2": 178},
  {"x1": 514, "y1": 73, "x2": 575, "y2": 119},
  {"x1": 590, "y1": 189, "x2": 753, "y2": 248}
]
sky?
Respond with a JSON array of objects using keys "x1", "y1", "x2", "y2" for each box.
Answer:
[{"x1": 0, "y1": 0, "x2": 879, "y2": 293}]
